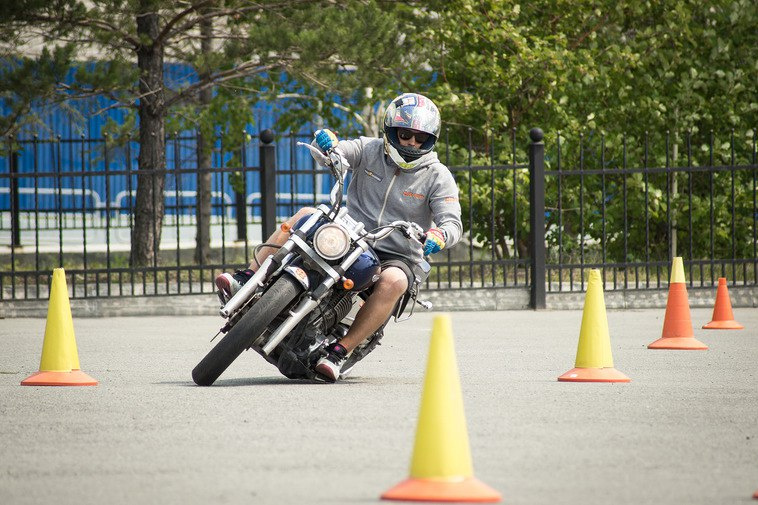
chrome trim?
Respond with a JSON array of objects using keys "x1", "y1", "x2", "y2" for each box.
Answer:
[
  {"x1": 261, "y1": 297, "x2": 319, "y2": 355},
  {"x1": 338, "y1": 243, "x2": 369, "y2": 273},
  {"x1": 290, "y1": 234, "x2": 340, "y2": 279},
  {"x1": 313, "y1": 224, "x2": 350, "y2": 260},
  {"x1": 298, "y1": 209, "x2": 325, "y2": 234},
  {"x1": 284, "y1": 266, "x2": 310, "y2": 289},
  {"x1": 219, "y1": 241, "x2": 296, "y2": 318},
  {"x1": 219, "y1": 256, "x2": 272, "y2": 318}
]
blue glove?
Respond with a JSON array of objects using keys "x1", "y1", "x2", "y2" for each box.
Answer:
[
  {"x1": 423, "y1": 228, "x2": 446, "y2": 256},
  {"x1": 314, "y1": 129, "x2": 339, "y2": 152}
]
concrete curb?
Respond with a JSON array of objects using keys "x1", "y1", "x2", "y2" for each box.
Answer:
[{"x1": 1, "y1": 285, "x2": 756, "y2": 318}]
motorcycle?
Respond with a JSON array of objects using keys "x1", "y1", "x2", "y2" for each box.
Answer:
[{"x1": 191, "y1": 141, "x2": 432, "y2": 386}]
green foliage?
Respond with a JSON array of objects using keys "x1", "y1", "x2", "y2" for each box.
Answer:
[
  {"x1": 1, "y1": 0, "x2": 756, "y2": 270},
  {"x1": 1, "y1": 0, "x2": 420, "y2": 139},
  {"x1": 415, "y1": 0, "x2": 757, "y2": 264},
  {"x1": 419, "y1": 0, "x2": 756, "y2": 141},
  {"x1": 1, "y1": 0, "x2": 425, "y2": 264},
  {"x1": 0, "y1": 45, "x2": 76, "y2": 135},
  {"x1": 246, "y1": 1, "x2": 427, "y2": 136},
  {"x1": 543, "y1": 131, "x2": 757, "y2": 267}
]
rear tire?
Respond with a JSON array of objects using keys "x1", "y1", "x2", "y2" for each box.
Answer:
[{"x1": 192, "y1": 275, "x2": 303, "y2": 386}]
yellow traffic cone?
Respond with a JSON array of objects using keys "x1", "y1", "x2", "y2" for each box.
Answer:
[
  {"x1": 558, "y1": 269, "x2": 630, "y2": 382},
  {"x1": 381, "y1": 314, "x2": 501, "y2": 503},
  {"x1": 21, "y1": 268, "x2": 98, "y2": 386}
]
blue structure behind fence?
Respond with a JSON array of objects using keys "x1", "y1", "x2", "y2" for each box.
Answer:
[
  {"x1": 2, "y1": 71, "x2": 756, "y2": 305},
  {"x1": 1, "y1": 131, "x2": 328, "y2": 225}
]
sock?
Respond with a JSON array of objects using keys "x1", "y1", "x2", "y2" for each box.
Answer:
[{"x1": 330, "y1": 342, "x2": 348, "y2": 358}]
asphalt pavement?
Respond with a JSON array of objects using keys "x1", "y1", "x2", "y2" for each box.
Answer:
[{"x1": 1, "y1": 307, "x2": 757, "y2": 505}]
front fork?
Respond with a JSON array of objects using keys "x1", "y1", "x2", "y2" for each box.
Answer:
[
  {"x1": 219, "y1": 210, "x2": 330, "y2": 318},
  {"x1": 260, "y1": 242, "x2": 370, "y2": 355}
]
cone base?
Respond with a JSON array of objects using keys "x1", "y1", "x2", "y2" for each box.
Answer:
[
  {"x1": 381, "y1": 477, "x2": 501, "y2": 503},
  {"x1": 557, "y1": 367, "x2": 630, "y2": 383},
  {"x1": 703, "y1": 319, "x2": 744, "y2": 330},
  {"x1": 647, "y1": 337, "x2": 708, "y2": 350},
  {"x1": 21, "y1": 369, "x2": 98, "y2": 386}
]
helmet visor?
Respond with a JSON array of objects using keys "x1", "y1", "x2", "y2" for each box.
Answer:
[{"x1": 397, "y1": 128, "x2": 431, "y2": 144}]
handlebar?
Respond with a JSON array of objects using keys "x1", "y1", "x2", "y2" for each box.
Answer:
[
  {"x1": 297, "y1": 141, "x2": 348, "y2": 213},
  {"x1": 361, "y1": 220, "x2": 426, "y2": 243},
  {"x1": 297, "y1": 141, "x2": 426, "y2": 246}
]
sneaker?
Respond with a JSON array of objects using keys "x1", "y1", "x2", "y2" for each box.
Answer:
[
  {"x1": 315, "y1": 342, "x2": 349, "y2": 382},
  {"x1": 215, "y1": 269, "x2": 254, "y2": 305}
]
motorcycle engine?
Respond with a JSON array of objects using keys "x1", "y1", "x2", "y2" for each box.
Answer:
[
  {"x1": 275, "y1": 292, "x2": 356, "y2": 379},
  {"x1": 315, "y1": 294, "x2": 354, "y2": 334}
]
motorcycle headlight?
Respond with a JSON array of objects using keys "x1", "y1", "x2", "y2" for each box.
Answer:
[{"x1": 313, "y1": 224, "x2": 350, "y2": 260}]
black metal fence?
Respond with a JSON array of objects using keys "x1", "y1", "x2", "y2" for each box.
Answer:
[
  {"x1": 1, "y1": 127, "x2": 756, "y2": 306},
  {"x1": 541, "y1": 128, "x2": 758, "y2": 302}
]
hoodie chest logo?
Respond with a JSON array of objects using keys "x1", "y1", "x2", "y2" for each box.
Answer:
[{"x1": 402, "y1": 190, "x2": 426, "y2": 200}]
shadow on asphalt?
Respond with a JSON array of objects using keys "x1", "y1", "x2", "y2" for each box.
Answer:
[{"x1": 154, "y1": 376, "x2": 370, "y2": 387}]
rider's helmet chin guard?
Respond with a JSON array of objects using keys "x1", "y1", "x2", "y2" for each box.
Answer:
[{"x1": 383, "y1": 93, "x2": 441, "y2": 170}]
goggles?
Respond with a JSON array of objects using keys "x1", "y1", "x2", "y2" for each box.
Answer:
[{"x1": 397, "y1": 128, "x2": 430, "y2": 144}]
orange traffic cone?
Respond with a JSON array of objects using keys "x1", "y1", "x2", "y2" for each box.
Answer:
[
  {"x1": 558, "y1": 269, "x2": 630, "y2": 382},
  {"x1": 381, "y1": 314, "x2": 501, "y2": 503},
  {"x1": 648, "y1": 257, "x2": 707, "y2": 350},
  {"x1": 21, "y1": 268, "x2": 98, "y2": 386},
  {"x1": 703, "y1": 277, "x2": 744, "y2": 330}
]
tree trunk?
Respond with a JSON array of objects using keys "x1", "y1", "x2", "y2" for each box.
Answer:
[
  {"x1": 195, "y1": 130, "x2": 212, "y2": 264},
  {"x1": 131, "y1": 7, "x2": 166, "y2": 267},
  {"x1": 194, "y1": 14, "x2": 213, "y2": 264}
]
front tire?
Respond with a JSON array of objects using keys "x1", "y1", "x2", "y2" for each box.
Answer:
[{"x1": 192, "y1": 275, "x2": 303, "y2": 386}]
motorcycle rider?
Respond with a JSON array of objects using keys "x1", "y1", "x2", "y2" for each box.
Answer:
[{"x1": 215, "y1": 92, "x2": 462, "y2": 381}]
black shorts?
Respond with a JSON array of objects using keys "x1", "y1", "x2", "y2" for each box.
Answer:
[{"x1": 376, "y1": 251, "x2": 415, "y2": 294}]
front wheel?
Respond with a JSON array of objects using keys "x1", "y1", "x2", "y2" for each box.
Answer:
[{"x1": 192, "y1": 275, "x2": 303, "y2": 386}]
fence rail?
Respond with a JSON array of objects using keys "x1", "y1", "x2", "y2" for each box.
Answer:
[
  {"x1": 2, "y1": 127, "x2": 756, "y2": 306},
  {"x1": 542, "y1": 129, "x2": 758, "y2": 301}
]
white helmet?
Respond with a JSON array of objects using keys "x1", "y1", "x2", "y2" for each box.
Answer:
[{"x1": 383, "y1": 93, "x2": 441, "y2": 170}]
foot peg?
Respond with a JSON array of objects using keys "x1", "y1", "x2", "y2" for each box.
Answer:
[{"x1": 416, "y1": 299, "x2": 433, "y2": 310}]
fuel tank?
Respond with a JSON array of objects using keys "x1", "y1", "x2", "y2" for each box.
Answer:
[{"x1": 344, "y1": 248, "x2": 381, "y2": 292}]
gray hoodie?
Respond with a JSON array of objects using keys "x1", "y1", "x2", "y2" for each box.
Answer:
[{"x1": 333, "y1": 136, "x2": 463, "y2": 265}]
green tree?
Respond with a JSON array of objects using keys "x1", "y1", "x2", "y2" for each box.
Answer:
[
  {"x1": 1, "y1": 0, "x2": 424, "y2": 266},
  {"x1": 414, "y1": 0, "x2": 757, "y2": 268},
  {"x1": 2, "y1": 0, "x2": 264, "y2": 265},
  {"x1": 410, "y1": 0, "x2": 623, "y2": 259},
  {"x1": 553, "y1": 1, "x2": 757, "y2": 268}
]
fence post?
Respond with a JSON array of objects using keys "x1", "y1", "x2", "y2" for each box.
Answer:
[
  {"x1": 234, "y1": 131, "x2": 248, "y2": 242},
  {"x1": 235, "y1": 132, "x2": 251, "y2": 242},
  {"x1": 259, "y1": 129, "x2": 276, "y2": 239},
  {"x1": 529, "y1": 127, "x2": 546, "y2": 309},
  {"x1": 9, "y1": 145, "x2": 20, "y2": 248},
  {"x1": 234, "y1": 191, "x2": 247, "y2": 241}
]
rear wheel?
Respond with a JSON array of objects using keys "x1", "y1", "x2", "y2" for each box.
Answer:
[{"x1": 192, "y1": 275, "x2": 303, "y2": 386}]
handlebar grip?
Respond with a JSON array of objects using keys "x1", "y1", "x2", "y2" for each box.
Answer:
[{"x1": 315, "y1": 129, "x2": 339, "y2": 152}]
